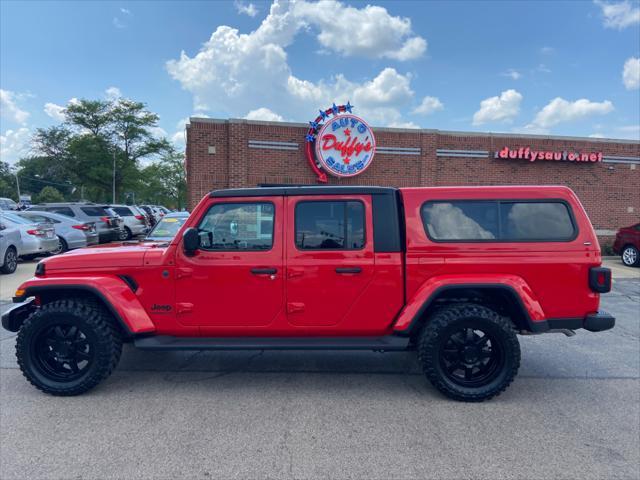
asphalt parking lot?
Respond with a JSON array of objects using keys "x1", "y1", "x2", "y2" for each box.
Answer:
[{"x1": 0, "y1": 259, "x2": 638, "y2": 479}]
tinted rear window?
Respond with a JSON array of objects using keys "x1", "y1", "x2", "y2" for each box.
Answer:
[
  {"x1": 421, "y1": 200, "x2": 576, "y2": 242},
  {"x1": 295, "y1": 201, "x2": 365, "y2": 250},
  {"x1": 47, "y1": 207, "x2": 75, "y2": 217},
  {"x1": 112, "y1": 207, "x2": 134, "y2": 216},
  {"x1": 80, "y1": 207, "x2": 109, "y2": 217}
]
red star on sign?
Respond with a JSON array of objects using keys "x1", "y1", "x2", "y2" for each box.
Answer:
[
  {"x1": 344, "y1": 157, "x2": 351, "y2": 164},
  {"x1": 344, "y1": 128, "x2": 351, "y2": 136}
]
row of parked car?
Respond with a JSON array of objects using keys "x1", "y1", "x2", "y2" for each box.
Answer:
[{"x1": 0, "y1": 202, "x2": 176, "y2": 274}]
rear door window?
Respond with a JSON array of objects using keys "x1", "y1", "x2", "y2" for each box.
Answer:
[
  {"x1": 499, "y1": 202, "x2": 575, "y2": 241},
  {"x1": 295, "y1": 201, "x2": 365, "y2": 250},
  {"x1": 112, "y1": 207, "x2": 134, "y2": 216},
  {"x1": 80, "y1": 207, "x2": 109, "y2": 217},
  {"x1": 48, "y1": 207, "x2": 75, "y2": 217}
]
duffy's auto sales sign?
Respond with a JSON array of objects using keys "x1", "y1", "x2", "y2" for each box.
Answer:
[{"x1": 305, "y1": 103, "x2": 376, "y2": 182}]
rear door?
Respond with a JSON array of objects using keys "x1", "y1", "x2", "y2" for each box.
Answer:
[{"x1": 285, "y1": 195, "x2": 375, "y2": 328}]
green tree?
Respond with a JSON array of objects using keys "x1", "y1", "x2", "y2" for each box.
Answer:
[
  {"x1": 65, "y1": 100, "x2": 112, "y2": 136},
  {"x1": 138, "y1": 149, "x2": 186, "y2": 209},
  {"x1": 0, "y1": 162, "x2": 17, "y2": 200},
  {"x1": 35, "y1": 186, "x2": 65, "y2": 203}
]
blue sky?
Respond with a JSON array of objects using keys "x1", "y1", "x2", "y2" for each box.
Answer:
[{"x1": 1, "y1": 0, "x2": 639, "y2": 164}]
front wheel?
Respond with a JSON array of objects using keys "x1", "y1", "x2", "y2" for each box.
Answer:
[
  {"x1": 621, "y1": 245, "x2": 640, "y2": 267},
  {"x1": 417, "y1": 303, "x2": 520, "y2": 402},
  {"x1": 16, "y1": 299, "x2": 122, "y2": 396}
]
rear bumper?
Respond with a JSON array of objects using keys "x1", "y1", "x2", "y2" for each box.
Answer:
[{"x1": 530, "y1": 311, "x2": 615, "y2": 333}]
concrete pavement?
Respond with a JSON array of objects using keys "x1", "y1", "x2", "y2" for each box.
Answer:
[{"x1": 0, "y1": 260, "x2": 638, "y2": 479}]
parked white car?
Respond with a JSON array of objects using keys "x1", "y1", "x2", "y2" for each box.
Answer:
[
  {"x1": 0, "y1": 219, "x2": 21, "y2": 274},
  {"x1": 106, "y1": 205, "x2": 149, "y2": 240},
  {"x1": 0, "y1": 212, "x2": 59, "y2": 260}
]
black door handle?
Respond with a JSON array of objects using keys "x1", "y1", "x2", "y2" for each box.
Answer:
[
  {"x1": 335, "y1": 267, "x2": 362, "y2": 274},
  {"x1": 251, "y1": 268, "x2": 277, "y2": 275}
]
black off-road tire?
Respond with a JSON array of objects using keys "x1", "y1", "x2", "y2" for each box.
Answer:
[
  {"x1": 417, "y1": 303, "x2": 520, "y2": 402},
  {"x1": 16, "y1": 298, "x2": 122, "y2": 396},
  {"x1": 1, "y1": 246, "x2": 18, "y2": 274}
]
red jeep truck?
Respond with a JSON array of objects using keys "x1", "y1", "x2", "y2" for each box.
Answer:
[{"x1": 2, "y1": 186, "x2": 614, "y2": 401}]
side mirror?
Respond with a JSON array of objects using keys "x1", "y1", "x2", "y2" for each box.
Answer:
[{"x1": 183, "y1": 227, "x2": 199, "y2": 256}]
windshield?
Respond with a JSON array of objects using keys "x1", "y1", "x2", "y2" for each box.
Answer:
[{"x1": 147, "y1": 216, "x2": 187, "y2": 239}]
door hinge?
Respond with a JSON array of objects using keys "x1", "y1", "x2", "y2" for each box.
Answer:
[
  {"x1": 176, "y1": 268, "x2": 193, "y2": 279},
  {"x1": 176, "y1": 302, "x2": 194, "y2": 314},
  {"x1": 287, "y1": 302, "x2": 305, "y2": 314}
]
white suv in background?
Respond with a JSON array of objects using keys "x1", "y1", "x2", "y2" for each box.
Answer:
[{"x1": 107, "y1": 205, "x2": 149, "y2": 240}]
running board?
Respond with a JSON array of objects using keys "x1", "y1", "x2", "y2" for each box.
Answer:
[{"x1": 134, "y1": 335, "x2": 410, "y2": 351}]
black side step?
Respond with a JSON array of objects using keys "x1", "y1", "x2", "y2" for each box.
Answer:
[{"x1": 134, "y1": 335, "x2": 410, "y2": 351}]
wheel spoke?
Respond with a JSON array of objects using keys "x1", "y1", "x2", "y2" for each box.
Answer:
[
  {"x1": 465, "y1": 328, "x2": 474, "y2": 343},
  {"x1": 476, "y1": 334, "x2": 490, "y2": 346},
  {"x1": 465, "y1": 366, "x2": 474, "y2": 380},
  {"x1": 54, "y1": 326, "x2": 65, "y2": 339},
  {"x1": 75, "y1": 351, "x2": 90, "y2": 362},
  {"x1": 67, "y1": 326, "x2": 78, "y2": 339}
]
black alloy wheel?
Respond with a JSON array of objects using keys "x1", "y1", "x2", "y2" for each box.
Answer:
[{"x1": 32, "y1": 324, "x2": 94, "y2": 381}]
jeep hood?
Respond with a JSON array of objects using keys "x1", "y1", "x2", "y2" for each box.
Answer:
[{"x1": 41, "y1": 242, "x2": 167, "y2": 271}]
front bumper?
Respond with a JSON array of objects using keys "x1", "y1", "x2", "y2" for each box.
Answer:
[
  {"x1": 1, "y1": 299, "x2": 36, "y2": 332},
  {"x1": 530, "y1": 311, "x2": 615, "y2": 333}
]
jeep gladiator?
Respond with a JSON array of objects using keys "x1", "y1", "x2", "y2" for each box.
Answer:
[{"x1": 2, "y1": 186, "x2": 615, "y2": 401}]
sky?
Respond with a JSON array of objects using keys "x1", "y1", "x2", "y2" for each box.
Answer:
[{"x1": 1, "y1": 0, "x2": 639, "y2": 165}]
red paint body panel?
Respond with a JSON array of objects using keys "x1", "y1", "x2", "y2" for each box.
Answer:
[
  {"x1": 13, "y1": 185, "x2": 604, "y2": 338},
  {"x1": 17, "y1": 275, "x2": 156, "y2": 334},
  {"x1": 612, "y1": 223, "x2": 640, "y2": 254}
]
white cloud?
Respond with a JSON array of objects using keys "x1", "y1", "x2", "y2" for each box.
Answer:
[
  {"x1": 0, "y1": 89, "x2": 30, "y2": 125},
  {"x1": 412, "y1": 96, "x2": 444, "y2": 115},
  {"x1": 594, "y1": 0, "x2": 640, "y2": 29},
  {"x1": 622, "y1": 57, "x2": 640, "y2": 90},
  {"x1": 148, "y1": 126, "x2": 168, "y2": 139},
  {"x1": 387, "y1": 121, "x2": 420, "y2": 129},
  {"x1": 166, "y1": 0, "x2": 425, "y2": 127},
  {"x1": 43, "y1": 102, "x2": 66, "y2": 122},
  {"x1": 501, "y1": 69, "x2": 522, "y2": 80},
  {"x1": 113, "y1": 7, "x2": 132, "y2": 29},
  {"x1": 529, "y1": 97, "x2": 614, "y2": 129},
  {"x1": 235, "y1": 1, "x2": 258, "y2": 17},
  {"x1": 472, "y1": 89, "x2": 523, "y2": 126},
  {"x1": 0, "y1": 127, "x2": 31, "y2": 165},
  {"x1": 540, "y1": 46, "x2": 555, "y2": 55},
  {"x1": 245, "y1": 107, "x2": 284, "y2": 121},
  {"x1": 105, "y1": 86, "x2": 122, "y2": 100},
  {"x1": 537, "y1": 63, "x2": 551, "y2": 73},
  {"x1": 292, "y1": 0, "x2": 426, "y2": 60},
  {"x1": 589, "y1": 133, "x2": 605, "y2": 138}
]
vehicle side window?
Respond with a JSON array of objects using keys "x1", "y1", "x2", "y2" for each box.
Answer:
[
  {"x1": 295, "y1": 201, "x2": 365, "y2": 250},
  {"x1": 499, "y1": 202, "x2": 575, "y2": 241},
  {"x1": 421, "y1": 200, "x2": 576, "y2": 242},
  {"x1": 422, "y1": 201, "x2": 499, "y2": 240},
  {"x1": 49, "y1": 207, "x2": 75, "y2": 217},
  {"x1": 197, "y1": 202, "x2": 274, "y2": 251},
  {"x1": 112, "y1": 207, "x2": 133, "y2": 216},
  {"x1": 80, "y1": 207, "x2": 108, "y2": 217}
]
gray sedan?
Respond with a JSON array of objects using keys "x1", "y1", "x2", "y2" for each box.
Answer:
[
  {"x1": 0, "y1": 212, "x2": 58, "y2": 259},
  {"x1": 17, "y1": 211, "x2": 99, "y2": 254}
]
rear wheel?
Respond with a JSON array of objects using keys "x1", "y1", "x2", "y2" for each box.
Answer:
[
  {"x1": 51, "y1": 236, "x2": 68, "y2": 255},
  {"x1": 417, "y1": 303, "x2": 520, "y2": 402},
  {"x1": 16, "y1": 298, "x2": 122, "y2": 396},
  {"x1": 1, "y1": 246, "x2": 18, "y2": 274},
  {"x1": 621, "y1": 245, "x2": 640, "y2": 267}
]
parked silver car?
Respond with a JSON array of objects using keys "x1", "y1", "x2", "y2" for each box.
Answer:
[
  {"x1": 106, "y1": 205, "x2": 148, "y2": 240},
  {"x1": 0, "y1": 212, "x2": 58, "y2": 259},
  {"x1": 0, "y1": 219, "x2": 20, "y2": 274},
  {"x1": 28, "y1": 203, "x2": 122, "y2": 243},
  {"x1": 0, "y1": 197, "x2": 19, "y2": 211},
  {"x1": 17, "y1": 210, "x2": 99, "y2": 254}
]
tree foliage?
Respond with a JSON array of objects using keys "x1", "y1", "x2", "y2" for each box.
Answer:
[
  {"x1": 35, "y1": 186, "x2": 65, "y2": 203},
  {"x1": 15, "y1": 97, "x2": 185, "y2": 207}
]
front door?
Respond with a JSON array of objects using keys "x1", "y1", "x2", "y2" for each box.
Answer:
[
  {"x1": 175, "y1": 197, "x2": 284, "y2": 328},
  {"x1": 285, "y1": 195, "x2": 375, "y2": 328}
]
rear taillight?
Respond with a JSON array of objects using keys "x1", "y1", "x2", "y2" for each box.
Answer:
[
  {"x1": 135, "y1": 215, "x2": 144, "y2": 220},
  {"x1": 589, "y1": 267, "x2": 612, "y2": 293},
  {"x1": 26, "y1": 229, "x2": 44, "y2": 236},
  {"x1": 100, "y1": 216, "x2": 110, "y2": 224},
  {"x1": 72, "y1": 224, "x2": 89, "y2": 231}
]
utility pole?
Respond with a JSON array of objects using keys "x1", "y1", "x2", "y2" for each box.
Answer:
[
  {"x1": 14, "y1": 172, "x2": 21, "y2": 199},
  {"x1": 112, "y1": 150, "x2": 116, "y2": 204}
]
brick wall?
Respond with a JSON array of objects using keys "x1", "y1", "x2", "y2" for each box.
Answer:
[{"x1": 186, "y1": 118, "x2": 640, "y2": 244}]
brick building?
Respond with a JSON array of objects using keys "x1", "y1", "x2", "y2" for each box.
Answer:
[{"x1": 185, "y1": 117, "x2": 640, "y2": 244}]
